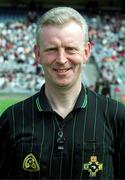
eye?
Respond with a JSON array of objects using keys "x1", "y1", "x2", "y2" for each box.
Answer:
[
  {"x1": 45, "y1": 47, "x2": 57, "y2": 52},
  {"x1": 65, "y1": 47, "x2": 77, "y2": 53}
]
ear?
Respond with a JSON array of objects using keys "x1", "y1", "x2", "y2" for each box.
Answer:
[
  {"x1": 83, "y1": 42, "x2": 91, "y2": 64},
  {"x1": 34, "y1": 45, "x2": 42, "y2": 64}
]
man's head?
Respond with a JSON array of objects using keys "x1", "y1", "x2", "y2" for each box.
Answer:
[
  {"x1": 34, "y1": 7, "x2": 91, "y2": 89},
  {"x1": 36, "y1": 7, "x2": 89, "y2": 46}
]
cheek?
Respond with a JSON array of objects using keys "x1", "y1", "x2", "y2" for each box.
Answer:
[
  {"x1": 69, "y1": 54, "x2": 84, "y2": 65},
  {"x1": 42, "y1": 54, "x2": 55, "y2": 65}
]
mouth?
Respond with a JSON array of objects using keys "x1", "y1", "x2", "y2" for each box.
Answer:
[{"x1": 53, "y1": 68, "x2": 72, "y2": 73}]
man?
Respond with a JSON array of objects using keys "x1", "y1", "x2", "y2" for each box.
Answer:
[{"x1": 0, "y1": 7, "x2": 125, "y2": 179}]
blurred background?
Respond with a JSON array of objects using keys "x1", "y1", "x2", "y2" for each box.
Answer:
[{"x1": 0, "y1": 0, "x2": 125, "y2": 113}]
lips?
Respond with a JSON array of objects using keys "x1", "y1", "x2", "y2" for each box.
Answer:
[{"x1": 53, "y1": 68, "x2": 71, "y2": 73}]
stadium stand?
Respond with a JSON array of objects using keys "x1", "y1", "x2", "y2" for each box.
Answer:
[
  {"x1": 0, "y1": 7, "x2": 125, "y2": 103},
  {"x1": 0, "y1": 10, "x2": 45, "y2": 93},
  {"x1": 88, "y1": 13, "x2": 125, "y2": 102}
]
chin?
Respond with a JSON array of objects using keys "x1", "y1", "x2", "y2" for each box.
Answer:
[
  {"x1": 56, "y1": 83, "x2": 69, "y2": 87},
  {"x1": 55, "y1": 81, "x2": 73, "y2": 88}
]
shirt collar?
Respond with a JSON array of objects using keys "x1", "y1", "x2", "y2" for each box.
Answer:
[
  {"x1": 36, "y1": 83, "x2": 87, "y2": 112},
  {"x1": 74, "y1": 84, "x2": 87, "y2": 109}
]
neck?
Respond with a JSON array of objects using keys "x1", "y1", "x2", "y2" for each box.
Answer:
[{"x1": 45, "y1": 82, "x2": 81, "y2": 118}]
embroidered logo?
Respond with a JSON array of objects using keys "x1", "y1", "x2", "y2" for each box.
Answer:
[
  {"x1": 83, "y1": 156, "x2": 103, "y2": 177},
  {"x1": 23, "y1": 153, "x2": 40, "y2": 172}
]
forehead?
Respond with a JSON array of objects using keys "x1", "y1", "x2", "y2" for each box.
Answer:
[
  {"x1": 40, "y1": 21, "x2": 83, "y2": 45},
  {"x1": 41, "y1": 20, "x2": 82, "y2": 33}
]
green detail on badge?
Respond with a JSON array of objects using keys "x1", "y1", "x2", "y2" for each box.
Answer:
[
  {"x1": 23, "y1": 153, "x2": 40, "y2": 172},
  {"x1": 83, "y1": 156, "x2": 103, "y2": 177}
]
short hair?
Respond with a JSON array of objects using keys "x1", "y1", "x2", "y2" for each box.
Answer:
[{"x1": 36, "y1": 7, "x2": 89, "y2": 45}]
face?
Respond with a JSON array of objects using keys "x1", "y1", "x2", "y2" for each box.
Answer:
[{"x1": 34, "y1": 21, "x2": 91, "y2": 89}]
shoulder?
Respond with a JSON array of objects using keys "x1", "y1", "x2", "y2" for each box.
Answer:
[{"x1": 87, "y1": 88, "x2": 125, "y2": 118}]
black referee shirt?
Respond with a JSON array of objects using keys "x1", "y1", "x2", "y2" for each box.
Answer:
[{"x1": 0, "y1": 84, "x2": 125, "y2": 179}]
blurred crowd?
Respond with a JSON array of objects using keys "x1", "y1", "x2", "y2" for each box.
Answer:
[
  {"x1": 0, "y1": 19, "x2": 44, "y2": 92},
  {"x1": 88, "y1": 13, "x2": 125, "y2": 97},
  {"x1": 0, "y1": 12, "x2": 125, "y2": 95},
  {"x1": 89, "y1": 14, "x2": 125, "y2": 84}
]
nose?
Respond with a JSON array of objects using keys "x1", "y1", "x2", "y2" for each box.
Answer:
[{"x1": 56, "y1": 49, "x2": 67, "y2": 64}]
